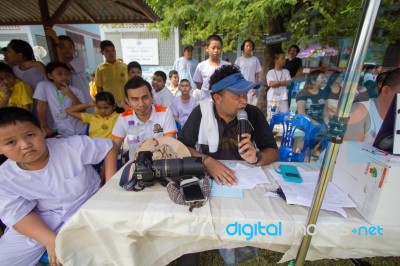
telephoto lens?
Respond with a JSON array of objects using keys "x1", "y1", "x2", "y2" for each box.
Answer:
[{"x1": 153, "y1": 157, "x2": 204, "y2": 179}]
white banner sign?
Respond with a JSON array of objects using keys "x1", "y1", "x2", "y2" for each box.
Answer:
[{"x1": 121, "y1": 38, "x2": 159, "y2": 65}]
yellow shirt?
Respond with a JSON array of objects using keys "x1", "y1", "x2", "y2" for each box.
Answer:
[
  {"x1": 81, "y1": 111, "x2": 119, "y2": 139},
  {"x1": 95, "y1": 61, "x2": 128, "y2": 102},
  {"x1": 89, "y1": 81, "x2": 97, "y2": 99},
  {"x1": 0, "y1": 79, "x2": 33, "y2": 110}
]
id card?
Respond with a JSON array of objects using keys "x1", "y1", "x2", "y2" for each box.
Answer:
[{"x1": 57, "y1": 111, "x2": 68, "y2": 120}]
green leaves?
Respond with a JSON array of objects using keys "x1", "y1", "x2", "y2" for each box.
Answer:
[{"x1": 146, "y1": 0, "x2": 399, "y2": 51}]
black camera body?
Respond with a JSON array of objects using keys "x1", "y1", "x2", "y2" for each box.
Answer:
[{"x1": 131, "y1": 151, "x2": 205, "y2": 190}]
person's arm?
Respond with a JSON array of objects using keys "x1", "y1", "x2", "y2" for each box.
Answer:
[
  {"x1": 162, "y1": 108, "x2": 178, "y2": 138},
  {"x1": 269, "y1": 80, "x2": 287, "y2": 88},
  {"x1": 105, "y1": 138, "x2": 124, "y2": 182},
  {"x1": 252, "y1": 72, "x2": 260, "y2": 96},
  {"x1": 187, "y1": 146, "x2": 237, "y2": 186},
  {"x1": 60, "y1": 83, "x2": 81, "y2": 105},
  {"x1": 20, "y1": 61, "x2": 46, "y2": 74},
  {"x1": 36, "y1": 100, "x2": 54, "y2": 136},
  {"x1": 193, "y1": 65, "x2": 202, "y2": 89},
  {"x1": 296, "y1": 99, "x2": 306, "y2": 115},
  {"x1": 103, "y1": 140, "x2": 119, "y2": 181},
  {"x1": 13, "y1": 212, "x2": 61, "y2": 266},
  {"x1": 66, "y1": 101, "x2": 95, "y2": 121},
  {"x1": 255, "y1": 72, "x2": 260, "y2": 84},
  {"x1": 344, "y1": 103, "x2": 369, "y2": 142},
  {"x1": 238, "y1": 133, "x2": 278, "y2": 166},
  {"x1": 322, "y1": 103, "x2": 330, "y2": 124},
  {"x1": 44, "y1": 27, "x2": 65, "y2": 63},
  {"x1": 0, "y1": 87, "x2": 11, "y2": 108}
]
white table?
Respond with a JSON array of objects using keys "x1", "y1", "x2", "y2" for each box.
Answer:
[{"x1": 56, "y1": 162, "x2": 400, "y2": 265}]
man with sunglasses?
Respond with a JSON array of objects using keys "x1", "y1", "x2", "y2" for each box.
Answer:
[{"x1": 345, "y1": 68, "x2": 400, "y2": 143}]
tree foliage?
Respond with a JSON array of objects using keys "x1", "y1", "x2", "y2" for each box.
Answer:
[{"x1": 147, "y1": 0, "x2": 400, "y2": 51}]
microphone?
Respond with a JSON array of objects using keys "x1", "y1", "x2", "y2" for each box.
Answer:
[{"x1": 237, "y1": 110, "x2": 248, "y2": 142}]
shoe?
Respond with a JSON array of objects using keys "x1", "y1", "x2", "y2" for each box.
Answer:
[{"x1": 349, "y1": 258, "x2": 372, "y2": 266}]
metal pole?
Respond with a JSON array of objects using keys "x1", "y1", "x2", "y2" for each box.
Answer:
[{"x1": 295, "y1": 0, "x2": 381, "y2": 265}]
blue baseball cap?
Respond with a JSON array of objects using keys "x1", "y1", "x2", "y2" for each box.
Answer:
[{"x1": 210, "y1": 72, "x2": 262, "y2": 95}]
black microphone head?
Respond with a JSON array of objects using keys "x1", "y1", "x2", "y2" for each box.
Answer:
[{"x1": 237, "y1": 110, "x2": 248, "y2": 120}]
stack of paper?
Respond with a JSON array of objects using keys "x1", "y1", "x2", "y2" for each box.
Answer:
[
  {"x1": 266, "y1": 167, "x2": 357, "y2": 217},
  {"x1": 210, "y1": 163, "x2": 271, "y2": 198}
]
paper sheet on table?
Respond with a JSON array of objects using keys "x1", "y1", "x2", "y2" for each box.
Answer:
[
  {"x1": 265, "y1": 167, "x2": 356, "y2": 217},
  {"x1": 210, "y1": 180, "x2": 243, "y2": 198},
  {"x1": 230, "y1": 163, "x2": 271, "y2": 189}
]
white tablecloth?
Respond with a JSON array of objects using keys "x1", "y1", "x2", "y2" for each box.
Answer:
[{"x1": 56, "y1": 162, "x2": 400, "y2": 265}]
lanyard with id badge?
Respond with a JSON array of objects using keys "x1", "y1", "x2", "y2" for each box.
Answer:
[{"x1": 54, "y1": 85, "x2": 68, "y2": 120}]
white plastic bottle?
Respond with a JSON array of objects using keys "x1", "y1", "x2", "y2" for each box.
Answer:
[{"x1": 126, "y1": 121, "x2": 140, "y2": 161}]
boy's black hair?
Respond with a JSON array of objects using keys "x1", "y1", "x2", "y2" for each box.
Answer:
[
  {"x1": 179, "y1": 79, "x2": 190, "y2": 85},
  {"x1": 288, "y1": 44, "x2": 300, "y2": 54},
  {"x1": 240, "y1": 39, "x2": 255, "y2": 51},
  {"x1": 153, "y1": 71, "x2": 167, "y2": 82},
  {"x1": 0, "y1": 107, "x2": 40, "y2": 129},
  {"x1": 58, "y1": 35, "x2": 75, "y2": 47},
  {"x1": 95, "y1": 91, "x2": 116, "y2": 106},
  {"x1": 7, "y1": 39, "x2": 35, "y2": 61},
  {"x1": 206, "y1": 34, "x2": 223, "y2": 47},
  {"x1": 0, "y1": 62, "x2": 14, "y2": 74},
  {"x1": 124, "y1": 76, "x2": 152, "y2": 96},
  {"x1": 381, "y1": 68, "x2": 400, "y2": 90},
  {"x1": 100, "y1": 40, "x2": 115, "y2": 51},
  {"x1": 209, "y1": 64, "x2": 237, "y2": 93},
  {"x1": 127, "y1": 61, "x2": 142, "y2": 72},
  {"x1": 45, "y1": 61, "x2": 70, "y2": 75},
  {"x1": 169, "y1": 70, "x2": 178, "y2": 78}
]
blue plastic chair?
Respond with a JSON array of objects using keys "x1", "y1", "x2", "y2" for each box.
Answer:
[
  {"x1": 269, "y1": 112, "x2": 322, "y2": 162},
  {"x1": 175, "y1": 120, "x2": 182, "y2": 138},
  {"x1": 39, "y1": 251, "x2": 49, "y2": 264}
]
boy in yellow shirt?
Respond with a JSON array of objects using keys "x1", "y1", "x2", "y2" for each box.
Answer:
[
  {"x1": 0, "y1": 62, "x2": 33, "y2": 111},
  {"x1": 95, "y1": 40, "x2": 128, "y2": 109}
]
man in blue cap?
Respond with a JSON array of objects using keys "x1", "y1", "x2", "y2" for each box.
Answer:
[{"x1": 180, "y1": 64, "x2": 278, "y2": 186}]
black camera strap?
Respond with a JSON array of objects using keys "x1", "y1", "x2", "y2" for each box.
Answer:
[{"x1": 119, "y1": 162, "x2": 145, "y2": 191}]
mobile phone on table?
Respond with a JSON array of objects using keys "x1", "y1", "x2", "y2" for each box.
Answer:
[
  {"x1": 180, "y1": 177, "x2": 205, "y2": 202},
  {"x1": 278, "y1": 164, "x2": 303, "y2": 183}
]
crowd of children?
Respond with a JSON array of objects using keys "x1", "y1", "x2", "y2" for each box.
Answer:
[{"x1": 1, "y1": 30, "x2": 395, "y2": 265}]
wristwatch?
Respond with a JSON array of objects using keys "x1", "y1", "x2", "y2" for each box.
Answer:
[{"x1": 251, "y1": 151, "x2": 262, "y2": 165}]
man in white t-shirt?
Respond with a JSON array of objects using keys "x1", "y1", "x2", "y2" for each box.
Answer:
[
  {"x1": 266, "y1": 52, "x2": 291, "y2": 113},
  {"x1": 152, "y1": 70, "x2": 174, "y2": 107},
  {"x1": 173, "y1": 45, "x2": 198, "y2": 90},
  {"x1": 110, "y1": 77, "x2": 177, "y2": 180}
]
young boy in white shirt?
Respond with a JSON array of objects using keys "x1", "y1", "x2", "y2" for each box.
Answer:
[
  {"x1": 171, "y1": 79, "x2": 198, "y2": 128},
  {"x1": 152, "y1": 71, "x2": 174, "y2": 107},
  {"x1": 0, "y1": 107, "x2": 117, "y2": 266}
]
